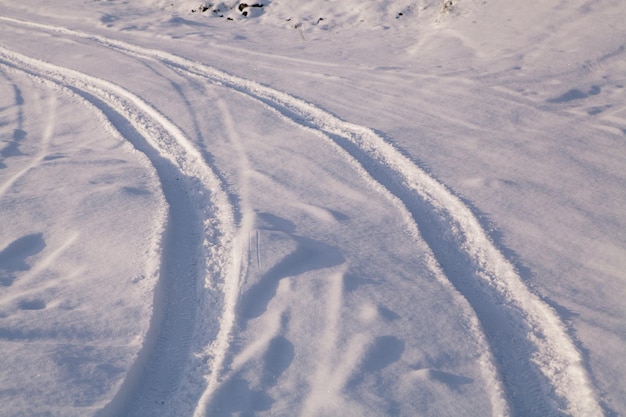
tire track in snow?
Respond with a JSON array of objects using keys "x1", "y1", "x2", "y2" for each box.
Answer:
[
  {"x1": 0, "y1": 17, "x2": 605, "y2": 416},
  {"x1": 67, "y1": 35, "x2": 601, "y2": 417},
  {"x1": 191, "y1": 98, "x2": 257, "y2": 417},
  {"x1": 0, "y1": 44, "x2": 238, "y2": 417}
]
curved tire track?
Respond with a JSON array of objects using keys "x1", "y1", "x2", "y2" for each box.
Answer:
[
  {"x1": 0, "y1": 44, "x2": 238, "y2": 417},
  {"x1": 88, "y1": 32, "x2": 601, "y2": 417},
  {"x1": 0, "y1": 16, "x2": 604, "y2": 417}
]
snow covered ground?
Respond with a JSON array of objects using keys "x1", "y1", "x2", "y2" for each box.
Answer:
[{"x1": 0, "y1": 1, "x2": 624, "y2": 416}]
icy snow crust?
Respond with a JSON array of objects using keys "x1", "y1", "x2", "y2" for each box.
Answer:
[{"x1": 0, "y1": 1, "x2": 624, "y2": 416}]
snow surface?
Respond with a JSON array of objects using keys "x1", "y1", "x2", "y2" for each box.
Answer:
[{"x1": 0, "y1": 1, "x2": 624, "y2": 416}]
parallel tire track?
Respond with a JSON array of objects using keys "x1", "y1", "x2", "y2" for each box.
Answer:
[
  {"x1": 87, "y1": 32, "x2": 601, "y2": 417},
  {"x1": 0, "y1": 16, "x2": 604, "y2": 416}
]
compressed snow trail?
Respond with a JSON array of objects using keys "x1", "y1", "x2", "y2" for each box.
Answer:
[
  {"x1": 0, "y1": 44, "x2": 241, "y2": 417},
  {"x1": 48, "y1": 34, "x2": 601, "y2": 417},
  {"x1": 192, "y1": 98, "x2": 258, "y2": 417},
  {"x1": 0, "y1": 17, "x2": 605, "y2": 416}
]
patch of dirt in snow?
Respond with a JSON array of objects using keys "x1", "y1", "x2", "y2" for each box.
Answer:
[{"x1": 163, "y1": 0, "x2": 445, "y2": 30}]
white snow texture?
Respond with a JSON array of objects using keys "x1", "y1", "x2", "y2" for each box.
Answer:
[{"x1": 0, "y1": 1, "x2": 624, "y2": 416}]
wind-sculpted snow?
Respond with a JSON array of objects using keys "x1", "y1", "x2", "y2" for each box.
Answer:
[{"x1": 1, "y1": 3, "x2": 623, "y2": 415}]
